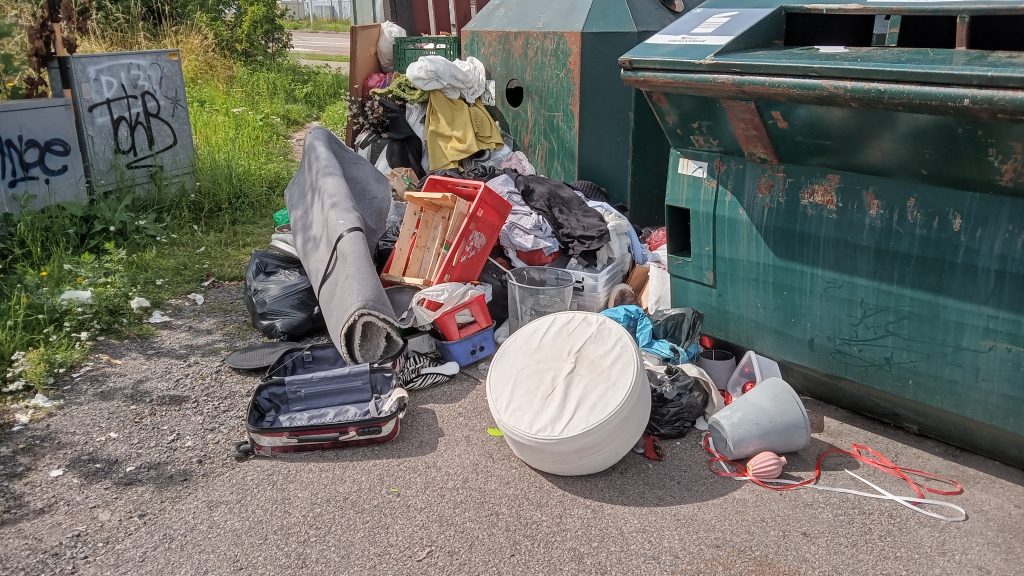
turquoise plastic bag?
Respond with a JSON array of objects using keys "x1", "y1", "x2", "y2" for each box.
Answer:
[{"x1": 600, "y1": 305, "x2": 687, "y2": 363}]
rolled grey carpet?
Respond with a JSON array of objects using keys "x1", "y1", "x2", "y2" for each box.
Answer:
[{"x1": 285, "y1": 128, "x2": 404, "y2": 365}]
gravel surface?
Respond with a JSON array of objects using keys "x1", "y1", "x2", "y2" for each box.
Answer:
[{"x1": 1, "y1": 283, "x2": 1022, "y2": 576}]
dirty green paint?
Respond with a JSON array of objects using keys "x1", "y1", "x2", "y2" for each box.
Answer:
[
  {"x1": 463, "y1": 0, "x2": 679, "y2": 225},
  {"x1": 640, "y1": 90, "x2": 1024, "y2": 196},
  {"x1": 462, "y1": 31, "x2": 579, "y2": 183},
  {"x1": 626, "y1": 0, "x2": 1024, "y2": 465},
  {"x1": 625, "y1": 89, "x2": 676, "y2": 226},
  {"x1": 665, "y1": 148, "x2": 719, "y2": 286},
  {"x1": 579, "y1": 31, "x2": 675, "y2": 226},
  {"x1": 666, "y1": 157, "x2": 1024, "y2": 465}
]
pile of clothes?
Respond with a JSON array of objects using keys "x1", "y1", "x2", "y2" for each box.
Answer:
[
  {"x1": 349, "y1": 48, "x2": 672, "y2": 295},
  {"x1": 352, "y1": 56, "x2": 515, "y2": 187}
]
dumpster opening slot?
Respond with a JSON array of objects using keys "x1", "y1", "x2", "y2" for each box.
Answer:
[
  {"x1": 896, "y1": 16, "x2": 957, "y2": 48},
  {"x1": 783, "y1": 13, "x2": 874, "y2": 47},
  {"x1": 666, "y1": 205, "x2": 692, "y2": 259},
  {"x1": 968, "y1": 16, "x2": 1024, "y2": 51},
  {"x1": 505, "y1": 79, "x2": 523, "y2": 108}
]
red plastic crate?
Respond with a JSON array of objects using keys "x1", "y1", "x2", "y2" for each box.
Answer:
[
  {"x1": 424, "y1": 176, "x2": 512, "y2": 284},
  {"x1": 432, "y1": 293, "x2": 493, "y2": 341},
  {"x1": 383, "y1": 176, "x2": 512, "y2": 286}
]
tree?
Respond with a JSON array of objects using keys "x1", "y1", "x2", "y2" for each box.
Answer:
[{"x1": 213, "y1": 0, "x2": 291, "y2": 64}]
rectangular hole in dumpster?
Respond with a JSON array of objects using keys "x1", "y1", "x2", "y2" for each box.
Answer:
[
  {"x1": 969, "y1": 16, "x2": 1024, "y2": 51},
  {"x1": 783, "y1": 13, "x2": 875, "y2": 47},
  {"x1": 896, "y1": 16, "x2": 957, "y2": 48},
  {"x1": 666, "y1": 206, "x2": 692, "y2": 259}
]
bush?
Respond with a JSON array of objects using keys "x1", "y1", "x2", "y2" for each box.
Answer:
[
  {"x1": 93, "y1": 0, "x2": 291, "y2": 64},
  {"x1": 0, "y1": 21, "x2": 27, "y2": 100},
  {"x1": 93, "y1": 0, "x2": 229, "y2": 29},
  {"x1": 213, "y1": 0, "x2": 291, "y2": 64}
]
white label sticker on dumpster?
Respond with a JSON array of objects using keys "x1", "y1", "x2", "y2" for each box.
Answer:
[
  {"x1": 646, "y1": 8, "x2": 774, "y2": 46},
  {"x1": 679, "y1": 158, "x2": 709, "y2": 179}
]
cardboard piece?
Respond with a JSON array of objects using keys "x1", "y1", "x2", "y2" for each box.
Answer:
[
  {"x1": 386, "y1": 167, "x2": 419, "y2": 200},
  {"x1": 347, "y1": 24, "x2": 384, "y2": 147},
  {"x1": 627, "y1": 264, "x2": 652, "y2": 312}
]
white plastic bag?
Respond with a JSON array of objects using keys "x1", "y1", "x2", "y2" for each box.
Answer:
[
  {"x1": 404, "y1": 102, "x2": 429, "y2": 173},
  {"x1": 646, "y1": 264, "x2": 672, "y2": 313},
  {"x1": 399, "y1": 282, "x2": 486, "y2": 329},
  {"x1": 377, "y1": 21, "x2": 407, "y2": 72}
]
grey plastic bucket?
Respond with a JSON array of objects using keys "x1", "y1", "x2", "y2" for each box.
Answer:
[
  {"x1": 507, "y1": 267, "x2": 575, "y2": 334},
  {"x1": 707, "y1": 377, "x2": 811, "y2": 460},
  {"x1": 696, "y1": 349, "x2": 736, "y2": 390}
]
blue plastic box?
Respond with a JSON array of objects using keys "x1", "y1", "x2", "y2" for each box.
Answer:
[{"x1": 436, "y1": 325, "x2": 496, "y2": 367}]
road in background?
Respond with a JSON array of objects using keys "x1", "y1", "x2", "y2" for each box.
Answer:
[{"x1": 290, "y1": 31, "x2": 351, "y2": 56}]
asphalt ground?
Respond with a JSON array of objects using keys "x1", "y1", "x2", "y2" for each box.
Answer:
[{"x1": 1, "y1": 284, "x2": 1022, "y2": 575}]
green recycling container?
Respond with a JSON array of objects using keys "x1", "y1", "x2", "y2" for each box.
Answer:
[
  {"x1": 462, "y1": 0, "x2": 688, "y2": 225},
  {"x1": 621, "y1": 1, "x2": 1024, "y2": 467}
]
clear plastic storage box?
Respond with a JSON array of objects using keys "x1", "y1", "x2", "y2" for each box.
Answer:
[{"x1": 567, "y1": 255, "x2": 632, "y2": 313}]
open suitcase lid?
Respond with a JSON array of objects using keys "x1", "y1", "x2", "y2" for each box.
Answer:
[
  {"x1": 223, "y1": 342, "x2": 300, "y2": 371},
  {"x1": 225, "y1": 340, "x2": 406, "y2": 374}
]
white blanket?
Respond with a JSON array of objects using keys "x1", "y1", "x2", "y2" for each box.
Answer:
[{"x1": 406, "y1": 56, "x2": 487, "y2": 104}]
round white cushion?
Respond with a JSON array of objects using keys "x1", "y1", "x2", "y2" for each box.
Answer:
[{"x1": 486, "y1": 312, "x2": 650, "y2": 476}]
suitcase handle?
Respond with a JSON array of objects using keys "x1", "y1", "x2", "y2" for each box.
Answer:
[
  {"x1": 383, "y1": 388, "x2": 410, "y2": 419},
  {"x1": 290, "y1": 432, "x2": 356, "y2": 443}
]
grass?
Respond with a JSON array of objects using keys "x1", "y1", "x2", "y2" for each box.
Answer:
[
  {"x1": 291, "y1": 52, "x2": 350, "y2": 63},
  {"x1": 0, "y1": 25, "x2": 349, "y2": 396},
  {"x1": 284, "y1": 18, "x2": 352, "y2": 33}
]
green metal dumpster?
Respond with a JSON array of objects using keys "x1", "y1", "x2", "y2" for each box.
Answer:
[
  {"x1": 620, "y1": 2, "x2": 1024, "y2": 467},
  {"x1": 461, "y1": 0, "x2": 685, "y2": 225}
]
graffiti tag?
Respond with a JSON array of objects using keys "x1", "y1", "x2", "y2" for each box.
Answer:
[
  {"x1": 87, "y1": 85, "x2": 177, "y2": 170},
  {"x1": 0, "y1": 133, "x2": 72, "y2": 189},
  {"x1": 83, "y1": 60, "x2": 181, "y2": 172}
]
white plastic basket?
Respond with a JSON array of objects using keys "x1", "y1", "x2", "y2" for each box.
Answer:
[{"x1": 726, "y1": 351, "x2": 782, "y2": 398}]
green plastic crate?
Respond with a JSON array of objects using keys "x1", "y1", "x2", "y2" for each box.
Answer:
[{"x1": 394, "y1": 36, "x2": 460, "y2": 73}]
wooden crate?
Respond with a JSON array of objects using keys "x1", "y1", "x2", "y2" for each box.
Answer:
[{"x1": 382, "y1": 191, "x2": 472, "y2": 286}]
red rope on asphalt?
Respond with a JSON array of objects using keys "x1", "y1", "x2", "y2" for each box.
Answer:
[{"x1": 702, "y1": 433, "x2": 964, "y2": 499}]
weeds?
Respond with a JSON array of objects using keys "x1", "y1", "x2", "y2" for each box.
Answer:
[
  {"x1": 320, "y1": 101, "x2": 348, "y2": 136},
  {"x1": 0, "y1": 22, "x2": 348, "y2": 396}
]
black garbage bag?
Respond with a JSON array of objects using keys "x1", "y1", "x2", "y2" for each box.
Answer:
[
  {"x1": 380, "y1": 98, "x2": 426, "y2": 180},
  {"x1": 650, "y1": 308, "x2": 704, "y2": 349},
  {"x1": 478, "y1": 252, "x2": 511, "y2": 325},
  {"x1": 244, "y1": 249, "x2": 325, "y2": 341},
  {"x1": 646, "y1": 365, "x2": 709, "y2": 439}
]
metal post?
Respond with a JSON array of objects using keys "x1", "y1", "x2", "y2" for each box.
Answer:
[
  {"x1": 427, "y1": 0, "x2": 437, "y2": 34},
  {"x1": 448, "y1": 0, "x2": 457, "y2": 34}
]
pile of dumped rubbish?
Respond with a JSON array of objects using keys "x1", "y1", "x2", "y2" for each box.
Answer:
[{"x1": 226, "y1": 35, "x2": 968, "y2": 522}]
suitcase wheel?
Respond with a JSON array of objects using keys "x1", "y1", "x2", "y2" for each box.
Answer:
[{"x1": 234, "y1": 441, "x2": 254, "y2": 461}]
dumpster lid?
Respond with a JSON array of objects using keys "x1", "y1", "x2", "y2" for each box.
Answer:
[
  {"x1": 463, "y1": 0, "x2": 675, "y2": 33},
  {"x1": 620, "y1": 1, "x2": 1024, "y2": 89}
]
